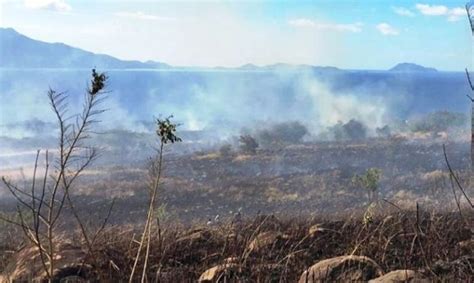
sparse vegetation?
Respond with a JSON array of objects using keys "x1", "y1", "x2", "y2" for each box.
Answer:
[{"x1": 409, "y1": 111, "x2": 466, "y2": 133}]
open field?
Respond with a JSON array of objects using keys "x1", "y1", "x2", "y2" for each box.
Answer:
[
  {"x1": 0, "y1": 138, "x2": 473, "y2": 281},
  {"x1": 3, "y1": 138, "x2": 470, "y2": 223}
]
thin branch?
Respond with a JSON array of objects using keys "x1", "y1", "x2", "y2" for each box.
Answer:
[
  {"x1": 465, "y1": 69, "x2": 474, "y2": 92},
  {"x1": 466, "y1": 3, "x2": 474, "y2": 34},
  {"x1": 442, "y1": 144, "x2": 474, "y2": 208}
]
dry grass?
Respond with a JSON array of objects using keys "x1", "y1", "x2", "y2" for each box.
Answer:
[{"x1": 2, "y1": 209, "x2": 470, "y2": 282}]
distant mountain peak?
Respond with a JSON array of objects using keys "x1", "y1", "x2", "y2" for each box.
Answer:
[
  {"x1": 0, "y1": 27, "x2": 169, "y2": 69},
  {"x1": 239, "y1": 63, "x2": 259, "y2": 69},
  {"x1": 0, "y1": 27, "x2": 23, "y2": 38},
  {"x1": 389, "y1": 63, "x2": 437, "y2": 72},
  {"x1": 1, "y1": 27, "x2": 18, "y2": 33}
]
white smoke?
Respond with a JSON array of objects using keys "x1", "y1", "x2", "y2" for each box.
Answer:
[{"x1": 297, "y1": 73, "x2": 387, "y2": 132}]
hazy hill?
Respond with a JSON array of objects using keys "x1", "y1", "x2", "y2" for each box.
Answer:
[
  {"x1": 389, "y1": 63, "x2": 438, "y2": 73},
  {"x1": 0, "y1": 28, "x2": 169, "y2": 69},
  {"x1": 1, "y1": 28, "x2": 445, "y2": 73}
]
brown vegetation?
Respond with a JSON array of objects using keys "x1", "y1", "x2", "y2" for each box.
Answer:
[{"x1": 0, "y1": 210, "x2": 472, "y2": 281}]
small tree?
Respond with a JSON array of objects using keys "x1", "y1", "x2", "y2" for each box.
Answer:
[
  {"x1": 219, "y1": 143, "x2": 233, "y2": 157},
  {"x1": 239, "y1": 135, "x2": 258, "y2": 154},
  {"x1": 129, "y1": 116, "x2": 181, "y2": 283},
  {"x1": 376, "y1": 125, "x2": 391, "y2": 138},
  {"x1": 352, "y1": 168, "x2": 382, "y2": 203},
  {"x1": 0, "y1": 69, "x2": 109, "y2": 281},
  {"x1": 343, "y1": 119, "x2": 367, "y2": 140}
]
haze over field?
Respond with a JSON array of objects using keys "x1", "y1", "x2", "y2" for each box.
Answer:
[
  {"x1": 0, "y1": 0, "x2": 472, "y2": 225},
  {"x1": 1, "y1": 1, "x2": 474, "y2": 282},
  {"x1": 0, "y1": 26, "x2": 472, "y2": 168},
  {"x1": 1, "y1": 0, "x2": 472, "y2": 152}
]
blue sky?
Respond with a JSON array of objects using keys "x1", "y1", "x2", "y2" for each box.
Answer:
[{"x1": 0, "y1": 0, "x2": 472, "y2": 70}]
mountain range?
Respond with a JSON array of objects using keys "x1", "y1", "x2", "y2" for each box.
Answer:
[
  {"x1": 0, "y1": 28, "x2": 169, "y2": 69},
  {"x1": 0, "y1": 27, "x2": 438, "y2": 72}
]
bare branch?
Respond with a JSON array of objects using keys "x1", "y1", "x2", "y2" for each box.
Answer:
[
  {"x1": 467, "y1": 3, "x2": 474, "y2": 34},
  {"x1": 465, "y1": 68, "x2": 474, "y2": 92},
  {"x1": 443, "y1": 144, "x2": 474, "y2": 208}
]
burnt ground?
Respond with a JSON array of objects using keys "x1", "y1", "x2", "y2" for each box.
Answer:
[
  {"x1": 0, "y1": 138, "x2": 473, "y2": 281},
  {"x1": 2, "y1": 138, "x2": 470, "y2": 226}
]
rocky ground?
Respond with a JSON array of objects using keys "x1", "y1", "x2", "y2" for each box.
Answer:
[{"x1": 1, "y1": 210, "x2": 473, "y2": 282}]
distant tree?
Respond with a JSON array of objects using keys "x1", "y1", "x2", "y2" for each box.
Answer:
[
  {"x1": 239, "y1": 135, "x2": 258, "y2": 154},
  {"x1": 331, "y1": 121, "x2": 346, "y2": 141},
  {"x1": 343, "y1": 119, "x2": 367, "y2": 140},
  {"x1": 257, "y1": 121, "x2": 308, "y2": 146},
  {"x1": 409, "y1": 111, "x2": 466, "y2": 133},
  {"x1": 326, "y1": 119, "x2": 368, "y2": 141},
  {"x1": 376, "y1": 125, "x2": 391, "y2": 138},
  {"x1": 219, "y1": 143, "x2": 233, "y2": 157}
]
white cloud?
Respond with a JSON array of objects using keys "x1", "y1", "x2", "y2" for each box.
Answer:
[
  {"x1": 415, "y1": 3, "x2": 465, "y2": 21},
  {"x1": 447, "y1": 7, "x2": 466, "y2": 22},
  {"x1": 376, "y1": 23, "x2": 399, "y2": 36},
  {"x1": 24, "y1": 0, "x2": 71, "y2": 12},
  {"x1": 114, "y1": 11, "x2": 175, "y2": 21},
  {"x1": 288, "y1": 18, "x2": 363, "y2": 33},
  {"x1": 415, "y1": 4, "x2": 448, "y2": 15},
  {"x1": 288, "y1": 18, "x2": 316, "y2": 28},
  {"x1": 393, "y1": 7, "x2": 415, "y2": 17}
]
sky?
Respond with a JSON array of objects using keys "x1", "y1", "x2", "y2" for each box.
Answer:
[{"x1": 0, "y1": 0, "x2": 473, "y2": 70}]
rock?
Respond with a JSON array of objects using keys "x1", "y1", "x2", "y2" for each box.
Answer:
[
  {"x1": 177, "y1": 228, "x2": 212, "y2": 244},
  {"x1": 175, "y1": 228, "x2": 217, "y2": 252},
  {"x1": 198, "y1": 262, "x2": 240, "y2": 282},
  {"x1": 223, "y1": 257, "x2": 238, "y2": 264},
  {"x1": 246, "y1": 231, "x2": 288, "y2": 255},
  {"x1": 2, "y1": 243, "x2": 92, "y2": 282},
  {"x1": 298, "y1": 255, "x2": 383, "y2": 282},
  {"x1": 173, "y1": 228, "x2": 222, "y2": 265},
  {"x1": 456, "y1": 227, "x2": 472, "y2": 242},
  {"x1": 251, "y1": 215, "x2": 282, "y2": 231},
  {"x1": 257, "y1": 263, "x2": 284, "y2": 281},
  {"x1": 433, "y1": 255, "x2": 474, "y2": 275},
  {"x1": 308, "y1": 224, "x2": 336, "y2": 238},
  {"x1": 458, "y1": 239, "x2": 474, "y2": 253},
  {"x1": 308, "y1": 224, "x2": 324, "y2": 236},
  {"x1": 369, "y1": 270, "x2": 428, "y2": 282}
]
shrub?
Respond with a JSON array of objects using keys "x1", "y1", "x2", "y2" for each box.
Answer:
[
  {"x1": 343, "y1": 119, "x2": 367, "y2": 140},
  {"x1": 219, "y1": 144, "x2": 233, "y2": 157},
  {"x1": 239, "y1": 135, "x2": 258, "y2": 154},
  {"x1": 257, "y1": 121, "x2": 308, "y2": 146},
  {"x1": 375, "y1": 125, "x2": 391, "y2": 138},
  {"x1": 326, "y1": 119, "x2": 368, "y2": 141},
  {"x1": 409, "y1": 111, "x2": 466, "y2": 133},
  {"x1": 352, "y1": 168, "x2": 382, "y2": 203}
]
